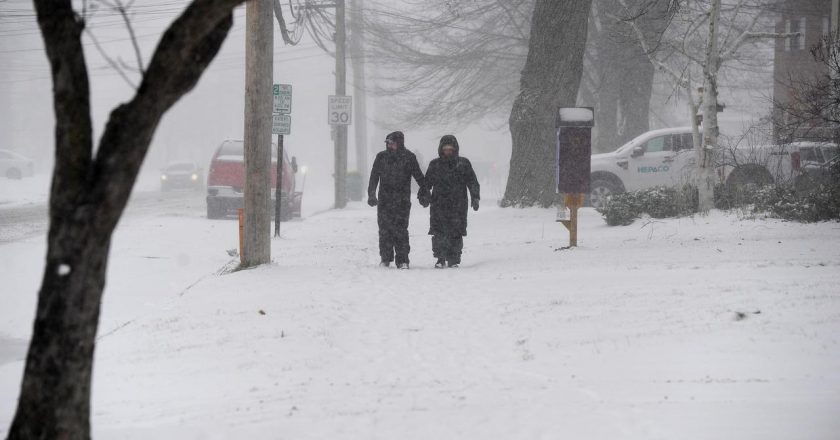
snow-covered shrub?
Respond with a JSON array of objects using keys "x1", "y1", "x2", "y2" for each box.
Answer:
[
  {"x1": 597, "y1": 185, "x2": 698, "y2": 226},
  {"x1": 597, "y1": 192, "x2": 641, "y2": 226},
  {"x1": 752, "y1": 183, "x2": 840, "y2": 222},
  {"x1": 718, "y1": 161, "x2": 840, "y2": 222}
]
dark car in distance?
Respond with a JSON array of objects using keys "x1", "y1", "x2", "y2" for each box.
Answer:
[{"x1": 161, "y1": 161, "x2": 203, "y2": 192}]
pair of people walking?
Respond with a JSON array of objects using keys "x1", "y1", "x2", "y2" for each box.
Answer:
[{"x1": 367, "y1": 131, "x2": 480, "y2": 269}]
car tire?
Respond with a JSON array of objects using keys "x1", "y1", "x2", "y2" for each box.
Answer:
[
  {"x1": 725, "y1": 166, "x2": 773, "y2": 203},
  {"x1": 6, "y1": 168, "x2": 22, "y2": 180},
  {"x1": 589, "y1": 179, "x2": 621, "y2": 209}
]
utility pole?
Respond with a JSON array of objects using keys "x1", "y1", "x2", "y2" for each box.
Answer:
[
  {"x1": 349, "y1": 0, "x2": 369, "y2": 187},
  {"x1": 243, "y1": 0, "x2": 273, "y2": 266},
  {"x1": 834, "y1": 0, "x2": 839, "y2": 32},
  {"x1": 334, "y1": 0, "x2": 348, "y2": 208}
]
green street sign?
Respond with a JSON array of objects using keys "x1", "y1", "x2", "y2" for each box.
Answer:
[{"x1": 273, "y1": 84, "x2": 292, "y2": 114}]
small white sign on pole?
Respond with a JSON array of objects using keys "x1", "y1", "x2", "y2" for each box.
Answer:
[
  {"x1": 272, "y1": 114, "x2": 291, "y2": 135},
  {"x1": 273, "y1": 84, "x2": 292, "y2": 114},
  {"x1": 328, "y1": 95, "x2": 352, "y2": 126}
]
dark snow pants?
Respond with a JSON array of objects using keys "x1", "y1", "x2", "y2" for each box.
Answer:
[
  {"x1": 432, "y1": 234, "x2": 463, "y2": 264},
  {"x1": 377, "y1": 199, "x2": 411, "y2": 265}
]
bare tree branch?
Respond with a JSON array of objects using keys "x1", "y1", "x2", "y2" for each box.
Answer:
[
  {"x1": 113, "y1": 0, "x2": 145, "y2": 74},
  {"x1": 274, "y1": 0, "x2": 301, "y2": 45},
  {"x1": 83, "y1": 27, "x2": 138, "y2": 89}
]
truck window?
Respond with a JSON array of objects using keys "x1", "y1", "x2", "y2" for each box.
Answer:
[
  {"x1": 680, "y1": 133, "x2": 694, "y2": 151},
  {"x1": 645, "y1": 136, "x2": 667, "y2": 153},
  {"x1": 800, "y1": 147, "x2": 822, "y2": 163}
]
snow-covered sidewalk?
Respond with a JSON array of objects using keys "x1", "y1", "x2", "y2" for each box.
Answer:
[{"x1": 1, "y1": 201, "x2": 839, "y2": 439}]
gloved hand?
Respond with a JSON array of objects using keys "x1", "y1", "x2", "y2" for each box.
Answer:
[
  {"x1": 471, "y1": 198, "x2": 479, "y2": 211},
  {"x1": 368, "y1": 197, "x2": 378, "y2": 207},
  {"x1": 418, "y1": 189, "x2": 431, "y2": 208}
]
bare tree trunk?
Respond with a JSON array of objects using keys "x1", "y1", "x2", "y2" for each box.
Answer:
[
  {"x1": 699, "y1": 0, "x2": 721, "y2": 212},
  {"x1": 243, "y1": 0, "x2": 273, "y2": 266},
  {"x1": 8, "y1": 2, "x2": 242, "y2": 438},
  {"x1": 618, "y1": 48, "x2": 653, "y2": 144},
  {"x1": 594, "y1": 26, "x2": 621, "y2": 153},
  {"x1": 503, "y1": 0, "x2": 592, "y2": 207}
]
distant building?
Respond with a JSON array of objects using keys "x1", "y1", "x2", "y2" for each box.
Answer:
[{"x1": 771, "y1": 0, "x2": 836, "y2": 142}]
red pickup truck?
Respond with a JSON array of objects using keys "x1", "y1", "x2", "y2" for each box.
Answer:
[{"x1": 206, "y1": 139, "x2": 302, "y2": 220}]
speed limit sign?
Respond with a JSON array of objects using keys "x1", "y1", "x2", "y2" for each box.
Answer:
[{"x1": 328, "y1": 95, "x2": 352, "y2": 126}]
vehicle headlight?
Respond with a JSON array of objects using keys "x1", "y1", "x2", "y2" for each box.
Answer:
[
  {"x1": 191, "y1": 174, "x2": 198, "y2": 181},
  {"x1": 161, "y1": 175, "x2": 167, "y2": 180}
]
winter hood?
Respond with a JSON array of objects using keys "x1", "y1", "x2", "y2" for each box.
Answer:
[
  {"x1": 438, "y1": 134, "x2": 460, "y2": 157},
  {"x1": 385, "y1": 131, "x2": 406, "y2": 149}
]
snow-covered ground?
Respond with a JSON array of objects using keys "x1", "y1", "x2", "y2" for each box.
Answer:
[
  {"x1": 1, "y1": 197, "x2": 839, "y2": 439},
  {"x1": 0, "y1": 174, "x2": 51, "y2": 208}
]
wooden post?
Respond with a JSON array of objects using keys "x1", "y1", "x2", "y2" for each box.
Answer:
[
  {"x1": 349, "y1": 0, "x2": 368, "y2": 186},
  {"x1": 559, "y1": 193, "x2": 584, "y2": 247},
  {"x1": 334, "y1": 0, "x2": 348, "y2": 208}
]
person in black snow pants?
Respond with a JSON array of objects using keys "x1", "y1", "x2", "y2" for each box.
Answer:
[
  {"x1": 421, "y1": 135, "x2": 480, "y2": 268},
  {"x1": 368, "y1": 131, "x2": 427, "y2": 269}
]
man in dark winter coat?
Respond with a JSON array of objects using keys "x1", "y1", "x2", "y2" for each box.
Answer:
[
  {"x1": 421, "y1": 134, "x2": 480, "y2": 268},
  {"x1": 368, "y1": 131, "x2": 427, "y2": 269}
]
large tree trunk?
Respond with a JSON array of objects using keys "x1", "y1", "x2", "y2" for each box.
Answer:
[
  {"x1": 8, "y1": 2, "x2": 242, "y2": 438},
  {"x1": 618, "y1": 0, "x2": 673, "y2": 146},
  {"x1": 591, "y1": 0, "x2": 666, "y2": 152},
  {"x1": 617, "y1": 47, "x2": 654, "y2": 145},
  {"x1": 593, "y1": 23, "x2": 622, "y2": 153},
  {"x1": 503, "y1": 0, "x2": 592, "y2": 207}
]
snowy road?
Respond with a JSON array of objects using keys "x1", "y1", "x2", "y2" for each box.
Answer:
[
  {"x1": 0, "y1": 189, "x2": 207, "y2": 243},
  {"x1": 1, "y1": 199, "x2": 839, "y2": 439}
]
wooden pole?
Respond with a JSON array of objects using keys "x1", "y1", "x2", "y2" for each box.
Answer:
[
  {"x1": 243, "y1": 0, "x2": 273, "y2": 266},
  {"x1": 334, "y1": 0, "x2": 348, "y2": 208},
  {"x1": 349, "y1": 0, "x2": 368, "y2": 184}
]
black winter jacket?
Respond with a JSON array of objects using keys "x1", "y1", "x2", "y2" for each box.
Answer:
[
  {"x1": 367, "y1": 134, "x2": 425, "y2": 204},
  {"x1": 425, "y1": 135, "x2": 480, "y2": 236}
]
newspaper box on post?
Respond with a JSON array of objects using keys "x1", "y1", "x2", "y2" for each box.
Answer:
[{"x1": 555, "y1": 107, "x2": 594, "y2": 248}]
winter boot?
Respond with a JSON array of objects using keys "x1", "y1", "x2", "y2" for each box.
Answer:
[
  {"x1": 447, "y1": 260, "x2": 459, "y2": 268},
  {"x1": 379, "y1": 261, "x2": 391, "y2": 268},
  {"x1": 435, "y1": 258, "x2": 446, "y2": 269},
  {"x1": 398, "y1": 262, "x2": 409, "y2": 270}
]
